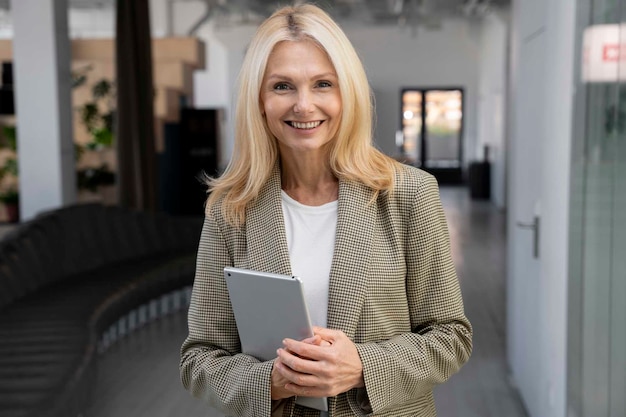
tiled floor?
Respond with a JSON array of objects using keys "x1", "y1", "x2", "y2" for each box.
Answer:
[
  {"x1": 84, "y1": 186, "x2": 528, "y2": 417},
  {"x1": 433, "y1": 187, "x2": 527, "y2": 417}
]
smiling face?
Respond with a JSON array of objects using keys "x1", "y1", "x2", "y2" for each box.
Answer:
[{"x1": 260, "y1": 40, "x2": 342, "y2": 158}]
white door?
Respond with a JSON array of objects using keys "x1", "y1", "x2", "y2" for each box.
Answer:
[
  {"x1": 508, "y1": 1, "x2": 576, "y2": 416},
  {"x1": 507, "y1": 0, "x2": 562, "y2": 415},
  {"x1": 507, "y1": 29, "x2": 546, "y2": 417}
]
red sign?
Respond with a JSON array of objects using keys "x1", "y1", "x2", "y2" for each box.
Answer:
[{"x1": 602, "y1": 44, "x2": 626, "y2": 62}]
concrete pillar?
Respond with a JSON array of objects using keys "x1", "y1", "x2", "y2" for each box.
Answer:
[{"x1": 11, "y1": 0, "x2": 76, "y2": 221}]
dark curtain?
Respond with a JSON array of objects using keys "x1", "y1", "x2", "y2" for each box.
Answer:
[{"x1": 115, "y1": 0, "x2": 157, "y2": 211}]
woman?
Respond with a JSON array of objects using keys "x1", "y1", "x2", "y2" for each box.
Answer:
[{"x1": 180, "y1": 4, "x2": 472, "y2": 417}]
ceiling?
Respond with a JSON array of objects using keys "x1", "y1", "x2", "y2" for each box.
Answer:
[
  {"x1": 0, "y1": 0, "x2": 510, "y2": 29},
  {"x1": 196, "y1": 0, "x2": 510, "y2": 28}
]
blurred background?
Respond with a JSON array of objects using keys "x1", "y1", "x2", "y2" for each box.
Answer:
[{"x1": 0, "y1": 0, "x2": 624, "y2": 417}]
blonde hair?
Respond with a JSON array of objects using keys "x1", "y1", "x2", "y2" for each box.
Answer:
[{"x1": 206, "y1": 3, "x2": 400, "y2": 225}]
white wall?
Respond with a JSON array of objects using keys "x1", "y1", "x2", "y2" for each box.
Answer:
[
  {"x1": 205, "y1": 24, "x2": 257, "y2": 170},
  {"x1": 347, "y1": 22, "x2": 481, "y2": 164},
  {"x1": 69, "y1": 7, "x2": 114, "y2": 38},
  {"x1": 13, "y1": 0, "x2": 76, "y2": 220},
  {"x1": 192, "y1": 23, "x2": 231, "y2": 170},
  {"x1": 478, "y1": 10, "x2": 509, "y2": 209}
]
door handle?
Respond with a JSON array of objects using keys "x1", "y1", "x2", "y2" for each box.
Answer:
[{"x1": 516, "y1": 215, "x2": 540, "y2": 259}]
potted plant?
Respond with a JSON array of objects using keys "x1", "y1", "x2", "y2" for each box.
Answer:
[
  {"x1": 0, "y1": 125, "x2": 18, "y2": 222},
  {"x1": 0, "y1": 187, "x2": 18, "y2": 222},
  {"x1": 73, "y1": 67, "x2": 116, "y2": 200}
]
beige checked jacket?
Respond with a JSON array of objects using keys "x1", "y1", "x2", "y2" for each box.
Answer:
[{"x1": 180, "y1": 163, "x2": 472, "y2": 417}]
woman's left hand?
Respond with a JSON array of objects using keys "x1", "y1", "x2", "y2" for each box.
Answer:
[{"x1": 274, "y1": 327, "x2": 365, "y2": 398}]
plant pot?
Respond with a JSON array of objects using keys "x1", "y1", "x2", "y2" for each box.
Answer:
[{"x1": 4, "y1": 202, "x2": 19, "y2": 223}]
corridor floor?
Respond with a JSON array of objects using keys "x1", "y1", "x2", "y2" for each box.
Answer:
[{"x1": 84, "y1": 186, "x2": 528, "y2": 417}]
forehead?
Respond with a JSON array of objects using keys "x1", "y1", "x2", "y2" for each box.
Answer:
[{"x1": 265, "y1": 40, "x2": 335, "y2": 72}]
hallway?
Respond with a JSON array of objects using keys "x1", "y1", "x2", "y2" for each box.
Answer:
[{"x1": 84, "y1": 186, "x2": 528, "y2": 417}]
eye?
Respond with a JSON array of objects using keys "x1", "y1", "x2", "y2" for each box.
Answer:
[
  {"x1": 273, "y1": 82, "x2": 291, "y2": 91},
  {"x1": 317, "y1": 81, "x2": 332, "y2": 88}
]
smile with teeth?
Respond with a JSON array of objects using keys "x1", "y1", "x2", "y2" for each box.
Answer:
[{"x1": 288, "y1": 120, "x2": 323, "y2": 130}]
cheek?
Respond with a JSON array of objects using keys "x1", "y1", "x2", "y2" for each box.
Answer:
[
  {"x1": 260, "y1": 102, "x2": 282, "y2": 137},
  {"x1": 335, "y1": 94, "x2": 343, "y2": 117},
  {"x1": 328, "y1": 99, "x2": 343, "y2": 127},
  {"x1": 328, "y1": 95, "x2": 342, "y2": 119},
  {"x1": 261, "y1": 99, "x2": 282, "y2": 120}
]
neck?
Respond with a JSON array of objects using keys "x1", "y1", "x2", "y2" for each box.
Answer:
[{"x1": 280, "y1": 154, "x2": 338, "y2": 206}]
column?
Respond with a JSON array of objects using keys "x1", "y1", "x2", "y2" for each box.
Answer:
[{"x1": 11, "y1": 0, "x2": 76, "y2": 220}]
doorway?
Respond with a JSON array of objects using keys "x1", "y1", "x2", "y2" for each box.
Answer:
[{"x1": 400, "y1": 88, "x2": 464, "y2": 183}]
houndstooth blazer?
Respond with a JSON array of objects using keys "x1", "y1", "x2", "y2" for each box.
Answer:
[{"x1": 180, "y1": 163, "x2": 472, "y2": 417}]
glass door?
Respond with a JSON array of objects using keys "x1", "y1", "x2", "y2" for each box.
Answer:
[
  {"x1": 569, "y1": 0, "x2": 626, "y2": 415},
  {"x1": 400, "y1": 88, "x2": 464, "y2": 183}
]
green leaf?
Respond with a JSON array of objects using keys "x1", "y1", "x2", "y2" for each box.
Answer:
[
  {"x1": 71, "y1": 64, "x2": 93, "y2": 89},
  {"x1": 102, "y1": 112, "x2": 114, "y2": 132},
  {"x1": 72, "y1": 74, "x2": 87, "y2": 89},
  {"x1": 0, "y1": 188, "x2": 19, "y2": 204},
  {"x1": 4, "y1": 158, "x2": 18, "y2": 176},
  {"x1": 92, "y1": 128, "x2": 114, "y2": 147},
  {"x1": 74, "y1": 143, "x2": 85, "y2": 162},
  {"x1": 92, "y1": 79, "x2": 111, "y2": 100},
  {"x1": 80, "y1": 103, "x2": 99, "y2": 129},
  {"x1": 2, "y1": 125, "x2": 16, "y2": 151}
]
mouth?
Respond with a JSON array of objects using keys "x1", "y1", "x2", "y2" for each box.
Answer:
[{"x1": 286, "y1": 120, "x2": 323, "y2": 130}]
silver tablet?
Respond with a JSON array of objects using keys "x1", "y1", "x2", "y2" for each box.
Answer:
[{"x1": 224, "y1": 266, "x2": 328, "y2": 412}]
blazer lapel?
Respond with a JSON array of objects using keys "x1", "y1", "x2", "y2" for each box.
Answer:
[
  {"x1": 326, "y1": 179, "x2": 376, "y2": 338},
  {"x1": 245, "y1": 167, "x2": 376, "y2": 339},
  {"x1": 245, "y1": 165, "x2": 292, "y2": 276}
]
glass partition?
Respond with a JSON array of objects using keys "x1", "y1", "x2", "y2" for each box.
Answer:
[{"x1": 569, "y1": 0, "x2": 626, "y2": 415}]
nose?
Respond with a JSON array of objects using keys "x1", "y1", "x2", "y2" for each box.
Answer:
[{"x1": 293, "y1": 89, "x2": 314, "y2": 114}]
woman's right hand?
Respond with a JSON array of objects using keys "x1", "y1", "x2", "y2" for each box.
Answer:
[
  {"x1": 271, "y1": 335, "x2": 329, "y2": 400},
  {"x1": 271, "y1": 357, "x2": 294, "y2": 400}
]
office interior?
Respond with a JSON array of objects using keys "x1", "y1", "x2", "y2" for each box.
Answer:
[{"x1": 0, "y1": 0, "x2": 623, "y2": 417}]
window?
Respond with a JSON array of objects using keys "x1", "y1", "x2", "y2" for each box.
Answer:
[{"x1": 400, "y1": 88, "x2": 464, "y2": 183}]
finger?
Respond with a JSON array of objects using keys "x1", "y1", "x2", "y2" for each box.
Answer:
[
  {"x1": 274, "y1": 355, "x2": 319, "y2": 387},
  {"x1": 301, "y1": 335, "x2": 322, "y2": 345},
  {"x1": 313, "y1": 327, "x2": 343, "y2": 341},
  {"x1": 277, "y1": 347, "x2": 321, "y2": 373},
  {"x1": 282, "y1": 339, "x2": 324, "y2": 361},
  {"x1": 284, "y1": 382, "x2": 327, "y2": 398},
  {"x1": 271, "y1": 359, "x2": 293, "y2": 399}
]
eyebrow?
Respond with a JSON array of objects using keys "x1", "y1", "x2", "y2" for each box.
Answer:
[{"x1": 265, "y1": 72, "x2": 338, "y2": 82}]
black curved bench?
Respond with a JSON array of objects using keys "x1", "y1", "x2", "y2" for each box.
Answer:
[{"x1": 0, "y1": 203, "x2": 201, "y2": 417}]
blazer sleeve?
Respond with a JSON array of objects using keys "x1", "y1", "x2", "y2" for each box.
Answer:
[
  {"x1": 351, "y1": 174, "x2": 473, "y2": 415},
  {"x1": 179, "y1": 212, "x2": 275, "y2": 417}
]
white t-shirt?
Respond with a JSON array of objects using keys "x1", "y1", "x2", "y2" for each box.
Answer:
[{"x1": 281, "y1": 190, "x2": 337, "y2": 329}]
